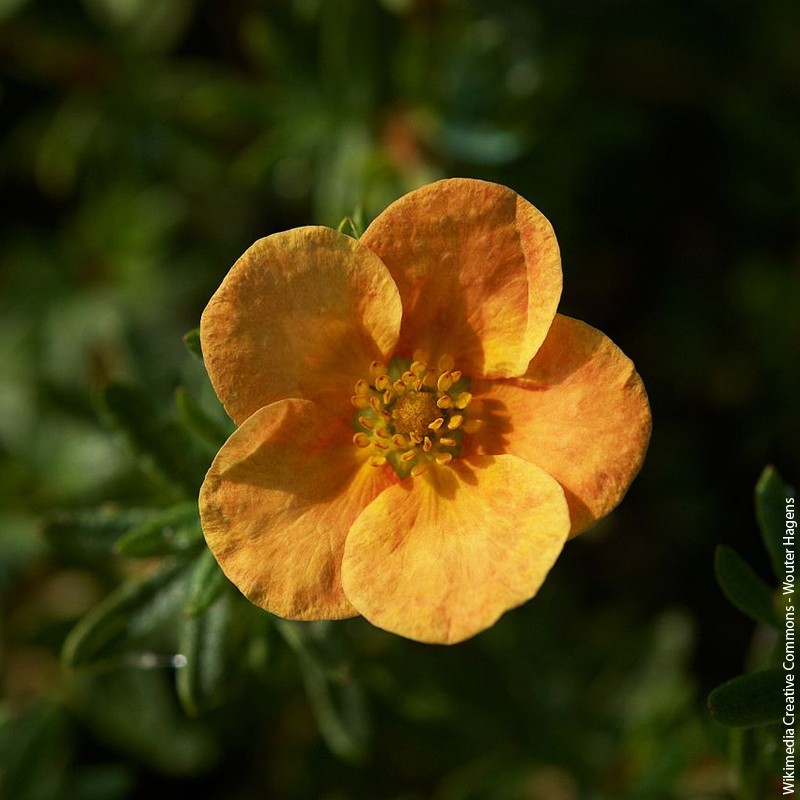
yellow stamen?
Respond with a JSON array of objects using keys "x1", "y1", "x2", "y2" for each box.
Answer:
[
  {"x1": 454, "y1": 392, "x2": 472, "y2": 409},
  {"x1": 369, "y1": 361, "x2": 385, "y2": 378},
  {"x1": 358, "y1": 416, "x2": 374, "y2": 430},
  {"x1": 354, "y1": 379, "x2": 369, "y2": 395},
  {"x1": 437, "y1": 372, "x2": 453, "y2": 392},
  {"x1": 410, "y1": 360, "x2": 427, "y2": 376},
  {"x1": 428, "y1": 417, "x2": 445, "y2": 431},
  {"x1": 351, "y1": 395, "x2": 369, "y2": 409},
  {"x1": 375, "y1": 427, "x2": 390, "y2": 440},
  {"x1": 439, "y1": 437, "x2": 457, "y2": 447},
  {"x1": 435, "y1": 452, "x2": 453, "y2": 465},
  {"x1": 436, "y1": 395, "x2": 452, "y2": 409},
  {"x1": 410, "y1": 432, "x2": 422, "y2": 444},
  {"x1": 391, "y1": 433, "x2": 408, "y2": 447},
  {"x1": 450, "y1": 370, "x2": 462, "y2": 382},
  {"x1": 401, "y1": 450, "x2": 417, "y2": 462},
  {"x1": 383, "y1": 389, "x2": 394, "y2": 404},
  {"x1": 353, "y1": 433, "x2": 371, "y2": 448},
  {"x1": 369, "y1": 455, "x2": 387, "y2": 467},
  {"x1": 411, "y1": 463, "x2": 428, "y2": 477},
  {"x1": 375, "y1": 374, "x2": 391, "y2": 391},
  {"x1": 393, "y1": 379, "x2": 407, "y2": 395},
  {"x1": 423, "y1": 436, "x2": 432, "y2": 452},
  {"x1": 447, "y1": 414, "x2": 464, "y2": 430},
  {"x1": 369, "y1": 396, "x2": 382, "y2": 413}
]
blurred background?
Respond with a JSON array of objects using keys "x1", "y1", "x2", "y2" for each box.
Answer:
[{"x1": 1, "y1": 0, "x2": 798, "y2": 797}]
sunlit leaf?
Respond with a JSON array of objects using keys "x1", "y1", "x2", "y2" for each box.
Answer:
[
  {"x1": 115, "y1": 502, "x2": 202, "y2": 558},
  {"x1": 708, "y1": 669, "x2": 784, "y2": 727},
  {"x1": 184, "y1": 547, "x2": 229, "y2": 617},
  {"x1": 62, "y1": 562, "x2": 189, "y2": 668},
  {"x1": 714, "y1": 545, "x2": 780, "y2": 628},
  {"x1": 182, "y1": 328, "x2": 203, "y2": 361}
]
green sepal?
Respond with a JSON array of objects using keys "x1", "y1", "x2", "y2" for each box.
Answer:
[
  {"x1": 184, "y1": 547, "x2": 229, "y2": 617},
  {"x1": 714, "y1": 545, "x2": 780, "y2": 628},
  {"x1": 183, "y1": 328, "x2": 203, "y2": 360},
  {"x1": 101, "y1": 382, "x2": 208, "y2": 494},
  {"x1": 115, "y1": 502, "x2": 202, "y2": 558},
  {"x1": 62, "y1": 561, "x2": 189, "y2": 668},
  {"x1": 175, "y1": 387, "x2": 231, "y2": 451},
  {"x1": 756, "y1": 466, "x2": 797, "y2": 582},
  {"x1": 708, "y1": 669, "x2": 785, "y2": 727},
  {"x1": 176, "y1": 591, "x2": 251, "y2": 717},
  {"x1": 277, "y1": 621, "x2": 370, "y2": 762}
]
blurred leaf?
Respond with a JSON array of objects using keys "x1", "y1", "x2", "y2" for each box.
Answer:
[
  {"x1": 277, "y1": 621, "x2": 370, "y2": 762},
  {"x1": 115, "y1": 501, "x2": 202, "y2": 558},
  {"x1": 708, "y1": 669, "x2": 784, "y2": 727},
  {"x1": 184, "y1": 547, "x2": 229, "y2": 617},
  {"x1": 43, "y1": 507, "x2": 154, "y2": 562},
  {"x1": 182, "y1": 328, "x2": 203, "y2": 361},
  {"x1": 756, "y1": 466, "x2": 796, "y2": 582},
  {"x1": 101, "y1": 382, "x2": 208, "y2": 494},
  {"x1": 177, "y1": 592, "x2": 252, "y2": 717},
  {"x1": 69, "y1": 668, "x2": 217, "y2": 776},
  {"x1": 175, "y1": 387, "x2": 230, "y2": 451},
  {"x1": 714, "y1": 545, "x2": 780, "y2": 628},
  {"x1": 62, "y1": 562, "x2": 189, "y2": 668},
  {"x1": 0, "y1": 702, "x2": 66, "y2": 800}
]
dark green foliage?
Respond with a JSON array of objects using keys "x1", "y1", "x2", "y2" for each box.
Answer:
[
  {"x1": 708, "y1": 670, "x2": 785, "y2": 727},
  {"x1": 714, "y1": 545, "x2": 780, "y2": 628}
]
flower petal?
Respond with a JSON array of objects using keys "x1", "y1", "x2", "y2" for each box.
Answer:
[
  {"x1": 340, "y1": 455, "x2": 570, "y2": 644},
  {"x1": 361, "y1": 178, "x2": 562, "y2": 379},
  {"x1": 201, "y1": 227, "x2": 402, "y2": 425},
  {"x1": 467, "y1": 315, "x2": 652, "y2": 537},
  {"x1": 199, "y1": 398, "x2": 397, "y2": 620}
]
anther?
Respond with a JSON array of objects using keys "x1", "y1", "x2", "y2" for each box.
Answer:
[
  {"x1": 373, "y1": 440, "x2": 389, "y2": 450},
  {"x1": 437, "y1": 372, "x2": 453, "y2": 392},
  {"x1": 369, "y1": 396, "x2": 383, "y2": 413},
  {"x1": 358, "y1": 416, "x2": 374, "y2": 430},
  {"x1": 410, "y1": 432, "x2": 422, "y2": 444},
  {"x1": 353, "y1": 433, "x2": 371, "y2": 448},
  {"x1": 391, "y1": 434, "x2": 408, "y2": 447},
  {"x1": 435, "y1": 453, "x2": 453, "y2": 466},
  {"x1": 438, "y1": 354, "x2": 455, "y2": 372},
  {"x1": 369, "y1": 361, "x2": 385, "y2": 378},
  {"x1": 351, "y1": 395, "x2": 369, "y2": 409},
  {"x1": 422, "y1": 369, "x2": 438, "y2": 389},
  {"x1": 410, "y1": 360, "x2": 427, "y2": 376},
  {"x1": 439, "y1": 437, "x2": 457, "y2": 447},
  {"x1": 354, "y1": 379, "x2": 370, "y2": 395},
  {"x1": 428, "y1": 417, "x2": 445, "y2": 431},
  {"x1": 380, "y1": 410, "x2": 393, "y2": 421},
  {"x1": 401, "y1": 370, "x2": 416, "y2": 384},
  {"x1": 447, "y1": 414, "x2": 463, "y2": 430},
  {"x1": 423, "y1": 436, "x2": 432, "y2": 452},
  {"x1": 411, "y1": 463, "x2": 428, "y2": 477},
  {"x1": 375, "y1": 427, "x2": 390, "y2": 440},
  {"x1": 393, "y1": 379, "x2": 407, "y2": 395},
  {"x1": 369, "y1": 455, "x2": 387, "y2": 467},
  {"x1": 401, "y1": 450, "x2": 417, "y2": 462},
  {"x1": 454, "y1": 392, "x2": 472, "y2": 409},
  {"x1": 436, "y1": 395, "x2": 452, "y2": 409},
  {"x1": 383, "y1": 389, "x2": 394, "y2": 404},
  {"x1": 450, "y1": 370, "x2": 462, "y2": 382},
  {"x1": 375, "y1": 374, "x2": 391, "y2": 391}
]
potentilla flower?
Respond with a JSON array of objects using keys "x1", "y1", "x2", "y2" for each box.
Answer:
[{"x1": 198, "y1": 178, "x2": 651, "y2": 644}]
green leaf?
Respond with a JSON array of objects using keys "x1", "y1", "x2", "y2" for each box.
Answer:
[
  {"x1": 184, "y1": 547, "x2": 229, "y2": 616},
  {"x1": 43, "y1": 507, "x2": 155, "y2": 562},
  {"x1": 101, "y1": 382, "x2": 208, "y2": 493},
  {"x1": 62, "y1": 562, "x2": 189, "y2": 668},
  {"x1": 708, "y1": 669, "x2": 784, "y2": 727},
  {"x1": 175, "y1": 387, "x2": 231, "y2": 451},
  {"x1": 176, "y1": 592, "x2": 251, "y2": 717},
  {"x1": 277, "y1": 621, "x2": 370, "y2": 762},
  {"x1": 183, "y1": 328, "x2": 203, "y2": 360},
  {"x1": 714, "y1": 545, "x2": 780, "y2": 628},
  {"x1": 115, "y1": 501, "x2": 202, "y2": 558},
  {"x1": 756, "y1": 466, "x2": 796, "y2": 582}
]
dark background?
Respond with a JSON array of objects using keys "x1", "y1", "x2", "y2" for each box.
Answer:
[{"x1": 1, "y1": 1, "x2": 798, "y2": 797}]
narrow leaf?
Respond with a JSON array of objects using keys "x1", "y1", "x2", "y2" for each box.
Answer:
[
  {"x1": 184, "y1": 547, "x2": 229, "y2": 617},
  {"x1": 183, "y1": 328, "x2": 203, "y2": 360},
  {"x1": 62, "y1": 562, "x2": 188, "y2": 668},
  {"x1": 708, "y1": 669, "x2": 784, "y2": 727},
  {"x1": 115, "y1": 502, "x2": 202, "y2": 558},
  {"x1": 714, "y1": 545, "x2": 780, "y2": 628},
  {"x1": 756, "y1": 466, "x2": 796, "y2": 582},
  {"x1": 101, "y1": 383, "x2": 207, "y2": 493},
  {"x1": 175, "y1": 387, "x2": 231, "y2": 451}
]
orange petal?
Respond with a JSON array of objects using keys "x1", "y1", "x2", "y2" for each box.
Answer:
[
  {"x1": 199, "y1": 398, "x2": 397, "y2": 620},
  {"x1": 341, "y1": 455, "x2": 570, "y2": 644},
  {"x1": 467, "y1": 315, "x2": 652, "y2": 537},
  {"x1": 201, "y1": 227, "x2": 402, "y2": 425},
  {"x1": 361, "y1": 179, "x2": 562, "y2": 379}
]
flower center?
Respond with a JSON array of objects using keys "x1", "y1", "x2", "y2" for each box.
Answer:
[{"x1": 350, "y1": 352, "x2": 476, "y2": 478}]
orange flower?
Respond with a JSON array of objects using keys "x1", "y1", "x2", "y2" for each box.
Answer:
[{"x1": 199, "y1": 178, "x2": 651, "y2": 644}]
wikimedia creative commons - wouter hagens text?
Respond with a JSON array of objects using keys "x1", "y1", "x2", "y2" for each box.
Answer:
[{"x1": 783, "y1": 493, "x2": 797, "y2": 795}]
